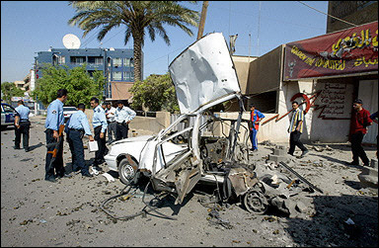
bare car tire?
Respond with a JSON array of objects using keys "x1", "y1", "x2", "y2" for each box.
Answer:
[
  {"x1": 242, "y1": 187, "x2": 269, "y2": 214},
  {"x1": 118, "y1": 157, "x2": 137, "y2": 185}
]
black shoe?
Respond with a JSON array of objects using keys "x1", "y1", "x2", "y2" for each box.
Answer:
[
  {"x1": 92, "y1": 165, "x2": 103, "y2": 172},
  {"x1": 82, "y1": 173, "x2": 93, "y2": 178},
  {"x1": 347, "y1": 161, "x2": 359, "y2": 166},
  {"x1": 13, "y1": 146, "x2": 21, "y2": 150},
  {"x1": 45, "y1": 178, "x2": 57, "y2": 183},
  {"x1": 57, "y1": 172, "x2": 72, "y2": 179}
]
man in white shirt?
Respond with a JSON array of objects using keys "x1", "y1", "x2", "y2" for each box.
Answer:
[
  {"x1": 105, "y1": 102, "x2": 117, "y2": 143},
  {"x1": 114, "y1": 100, "x2": 136, "y2": 141}
]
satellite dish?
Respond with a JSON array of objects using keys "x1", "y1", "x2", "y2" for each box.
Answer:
[{"x1": 62, "y1": 34, "x2": 81, "y2": 49}]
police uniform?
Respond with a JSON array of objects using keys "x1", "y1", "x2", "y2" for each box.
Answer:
[
  {"x1": 114, "y1": 105, "x2": 136, "y2": 140},
  {"x1": 66, "y1": 110, "x2": 93, "y2": 176},
  {"x1": 106, "y1": 106, "x2": 117, "y2": 143},
  {"x1": 14, "y1": 104, "x2": 31, "y2": 151},
  {"x1": 44, "y1": 99, "x2": 66, "y2": 181},
  {"x1": 92, "y1": 105, "x2": 108, "y2": 168}
]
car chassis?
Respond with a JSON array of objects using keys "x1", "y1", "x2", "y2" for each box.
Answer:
[{"x1": 105, "y1": 33, "x2": 268, "y2": 214}]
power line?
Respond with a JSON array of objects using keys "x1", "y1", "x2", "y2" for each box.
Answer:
[
  {"x1": 102, "y1": 29, "x2": 124, "y2": 45},
  {"x1": 80, "y1": 31, "x2": 99, "y2": 48},
  {"x1": 297, "y1": 1, "x2": 358, "y2": 27},
  {"x1": 144, "y1": 45, "x2": 188, "y2": 66},
  {"x1": 212, "y1": 5, "x2": 325, "y2": 31}
]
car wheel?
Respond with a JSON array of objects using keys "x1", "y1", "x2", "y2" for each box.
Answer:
[
  {"x1": 118, "y1": 156, "x2": 138, "y2": 185},
  {"x1": 242, "y1": 185, "x2": 268, "y2": 214}
]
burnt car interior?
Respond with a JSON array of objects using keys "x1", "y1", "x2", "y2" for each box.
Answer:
[{"x1": 100, "y1": 33, "x2": 319, "y2": 221}]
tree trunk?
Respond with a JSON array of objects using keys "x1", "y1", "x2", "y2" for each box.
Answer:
[{"x1": 133, "y1": 36, "x2": 143, "y2": 82}]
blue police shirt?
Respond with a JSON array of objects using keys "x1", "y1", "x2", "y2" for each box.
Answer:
[
  {"x1": 15, "y1": 105, "x2": 30, "y2": 120},
  {"x1": 92, "y1": 105, "x2": 108, "y2": 133},
  {"x1": 45, "y1": 99, "x2": 64, "y2": 131},
  {"x1": 67, "y1": 110, "x2": 93, "y2": 136}
]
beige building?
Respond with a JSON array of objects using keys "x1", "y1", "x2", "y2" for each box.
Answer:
[{"x1": 231, "y1": 21, "x2": 378, "y2": 145}]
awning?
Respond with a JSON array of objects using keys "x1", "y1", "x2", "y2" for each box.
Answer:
[{"x1": 283, "y1": 21, "x2": 378, "y2": 81}]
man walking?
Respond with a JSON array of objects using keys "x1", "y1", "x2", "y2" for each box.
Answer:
[
  {"x1": 66, "y1": 103, "x2": 94, "y2": 177},
  {"x1": 348, "y1": 99, "x2": 372, "y2": 166},
  {"x1": 44, "y1": 89, "x2": 70, "y2": 183},
  {"x1": 288, "y1": 101, "x2": 309, "y2": 158},
  {"x1": 249, "y1": 103, "x2": 265, "y2": 152},
  {"x1": 114, "y1": 100, "x2": 136, "y2": 141},
  {"x1": 14, "y1": 100, "x2": 31, "y2": 152},
  {"x1": 105, "y1": 102, "x2": 117, "y2": 143},
  {"x1": 90, "y1": 97, "x2": 108, "y2": 171},
  {"x1": 370, "y1": 111, "x2": 378, "y2": 159}
]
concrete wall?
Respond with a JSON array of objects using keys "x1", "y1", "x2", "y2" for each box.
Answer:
[
  {"x1": 84, "y1": 109, "x2": 169, "y2": 135},
  {"x1": 232, "y1": 55, "x2": 257, "y2": 94},
  {"x1": 247, "y1": 46, "x2": 283, "y2": 95}
]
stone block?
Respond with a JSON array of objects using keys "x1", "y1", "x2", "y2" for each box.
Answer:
[
  {"x1": 358, "y1": 158, "x2": 378, "y2": 188},
  {"x1": 275, "y1": 145, "x2": 286, "y2": 150},
  {"x1": 369, "y1": 158, "x2": 378, "y2": 169},
  {"x1": 268, "y1": 154, "x2": 286, "y2": 163},
  {"x1": 273, "y1": 149, "x2": 287, "y2": 156}
]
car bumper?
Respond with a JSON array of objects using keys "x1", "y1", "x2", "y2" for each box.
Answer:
[{"x1": 104, "y1": 154, "x2": 118, "y2": 172}]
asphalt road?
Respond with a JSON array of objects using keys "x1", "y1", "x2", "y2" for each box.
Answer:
[{"x1": 1, "y1": 115, "x2": 378, "y2": 247}]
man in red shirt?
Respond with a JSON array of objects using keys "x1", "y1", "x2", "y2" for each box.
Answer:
[{"x1": 349, "y1": 99, "x2": 372, "y2": 166}]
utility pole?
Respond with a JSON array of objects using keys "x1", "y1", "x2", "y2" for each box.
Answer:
[
  {"x1": 248, "y1": 33, "x2": 251, "y2": 62},
  {"x1": 197, "y1": 1, "x2": 209, "y2": 40}
]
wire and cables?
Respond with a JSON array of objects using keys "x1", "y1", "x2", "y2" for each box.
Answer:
[
  {"x1": 297, "y1": 1, "x2": 358, "y2": 27},
  {"x1": 100, "y1": 176, "x2": 177, "y2": 221}
]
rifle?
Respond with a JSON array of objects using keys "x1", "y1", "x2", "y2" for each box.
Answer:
[{"x1": 47, "y1": 124, "x2": 65, "y2": 171}]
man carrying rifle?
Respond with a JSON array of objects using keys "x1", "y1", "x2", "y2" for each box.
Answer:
[{"x1": 44, "y1": 89, "x2": 70, "y2": 183}]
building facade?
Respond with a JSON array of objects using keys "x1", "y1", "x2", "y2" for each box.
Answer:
[
  {"x1": 34, "y1": 47, "x2": 140, "y2": 100},
  {"x1": 327, "y1": 1, "x2": 378, "y2": 33},
  {"x1": 236, "y1": 21, "x2": 378, "y2": 145}
]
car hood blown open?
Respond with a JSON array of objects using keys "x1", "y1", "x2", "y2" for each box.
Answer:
[{"x1": 169, "y1": 32, "x2": 241, "y2": 114}]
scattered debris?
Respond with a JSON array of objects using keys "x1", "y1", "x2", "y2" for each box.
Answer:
[
  {"x1": 102, "y1": 173, "x2": 115, "y2": 182},
  {"x1": 358, "y1": 158, "x2": 378, "y2": 189}
]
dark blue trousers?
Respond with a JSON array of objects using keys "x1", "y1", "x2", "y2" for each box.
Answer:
[
  {"x1": 94, "y1": 126, "x2": 108, "y2": 166},
  {"x1": 249, "y1": 128, "x2": 258, "y2": 150},
  {"x1": 45, "y1": 129, "x2": 65, "y2": 180},
  {"x1": 67, "y1": 129, "x2": 89, "y2": 175},
  {"x1": 15, "y1": 120, "x2": 30, "y2": 149}
]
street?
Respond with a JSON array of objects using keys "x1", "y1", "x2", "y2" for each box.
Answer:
[{"x1": 1, "y1": 115, "x2": 378, "y2": 247}]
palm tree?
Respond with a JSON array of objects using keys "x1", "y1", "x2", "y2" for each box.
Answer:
[{"x1": 68, "y1": 1, "x2": 199, "y2": 82}]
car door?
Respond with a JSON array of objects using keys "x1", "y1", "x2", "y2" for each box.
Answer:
[{"x1": 1, "y1": 104, "x2": 16, "y2": 126}]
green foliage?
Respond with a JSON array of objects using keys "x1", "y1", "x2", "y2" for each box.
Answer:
[
  {"x1": 130, "y1": 73, "x2": 179, "y2": 113},
  {"x1": 1, "y1": 82, "x2": 25, "y2": 103},
  {"x1": 32, "y1": 64, "x2": 105, "y2": 107}
]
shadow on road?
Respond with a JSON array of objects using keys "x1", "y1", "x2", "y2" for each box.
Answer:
[{"x1": 284, "y1": 194, "x2": 378, "y2": 247}]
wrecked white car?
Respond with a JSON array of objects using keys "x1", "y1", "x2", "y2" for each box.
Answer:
[{"x1": 104, "y1": 33, "x2": 266, "y2": 213}]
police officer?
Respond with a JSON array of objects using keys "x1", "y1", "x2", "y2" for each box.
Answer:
[
  {"x1": 45, "y1": 89, "x2": 70, "y2": 183},
  {"x1": 14, "y1": 100, "x2": 31, "y2": 152},
  {"x1": 90, "y1": 97, "x2": 108, "y2": 171},
  {"x1": 105, "y1": 102, "x2": 117, "y2": 144},
  {"x1": 114, "y1": 100, "x2": 136, "y2": 141},
  {"x1": 66, "y1": 103, "x2": 94, "y2": 177}
]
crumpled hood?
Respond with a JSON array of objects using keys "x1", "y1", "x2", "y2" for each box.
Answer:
[{"x1": 169, "y1": 33, "x2": 241, "y2": 114}]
